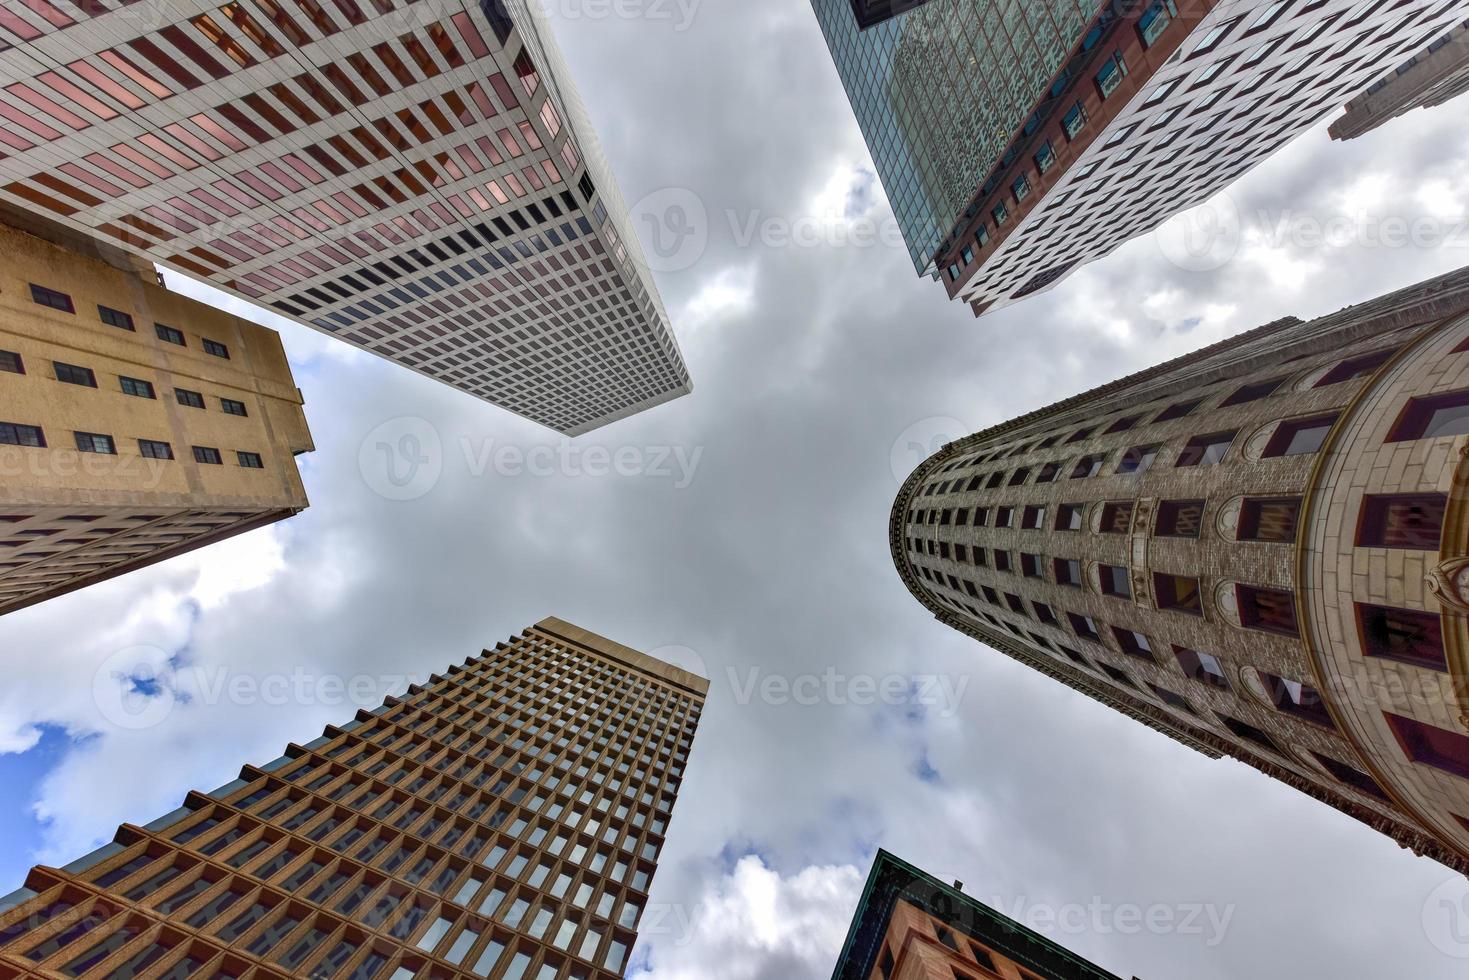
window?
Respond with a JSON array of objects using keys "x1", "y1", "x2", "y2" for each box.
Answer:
[
  {"x1": 176, "y1": 389, "x2": 206, "y2": 409},
  {"x1": 1263, "y1": 413, "x2": 1338, "y2": 457},
  {"x1": 1237, "y1": 585, "x2": 1298, "y2": 636},
  {"x1": 0, "y1": 349, "x2": 22, "y2": 374},
  {"x1": 1071, "y1": 454, "x2": 1105, "y2": 478},
  {"x1": 99, "y1": 305, "x2": 135, "y2": 330},
  {"x1": 1008, "y1": 467, "x2": 1031, "y2": 486},
  {"x1": 1020, "y1": 553, "x2": 1043, "y2": 578},
  {"x1": 1313, "y1": 752, "x2": 1388, "y2": 801},
  {"x1": 1172, "y1": 647, "x2": 1226, "y2": 690},
  {"x1": 1154, "y1": 573, "x2": 1203, "y2": 615},
  {"x1": 1100, "y1": 501, "x2": 1133, "y2": 533},
  {"x1": 1386, "y1": 713, "x2": 1469, "y2": 781},
  {"x1": 1105, "y1": 416, "x2": 1139, "y2": 435},
  {"x1": 1155, "y1": 500, "x2": 1204, "y2": 537},
  {"x1": 1116, "y1": 444, "x2": 1159, "y2": 474},
  {"x1": 1062, "y1": 101, "x2": 1087, "y2": 139},
  {"x1": 1095, "y1": 52, "x2": 1127, "y2": 97},
  {"x1": 139, "y1": 439, "x2": 174, "y2": 460},
  {"x1": 1316, "y1": 348, "x2": 1393, "y2": 386},
  {"x1": 53, "y1": 362, "x2": 97, "y2": 387},
  {"x1": 1101, "y1": 664, "x2": 1136, "y2": 688},
  {"x1": 1149, "y1": 684, "x2": 1193, "y2": 713},
  {"x1": 75, "y1": 432, "x2": 116, "y2": 455},
  {"x1": 1012, "y1": 174, "x2": 1030, "y2": 203},
  {"x1": 1055, "y1": 503, "x2": 1084, "y2": 530},
  {"x1": 1176, "y1": 431, "x2": 1235, "y2": 466},
  {"x1": 1154, "y1": 399, "x2": 1201, "y2": 422},
  {"x1": 1239, "y1": 497, "x2": 1301, "y2": 542},
  {"x1": 995, "y1": 506, "x2": 1013, "y2": 528},
  {"x1": 1066, "y1": 427, "x2": 1093, "y2": 444},
  {"x1": 221, "y1": 398, "x2": 249, "y2": 417},
  {"x1": 1221, "y1": 376, "x2": 1286, "y2": 406},
  {"x1": 1389, "y1": 390, "x2": 1469, "y2": 441},
  {"x1": 1054, "y1": 558, "x2": 1082, "y2": 586},
  {"x1": 1218, "y1": 713, "x2": 1281, "y2": 754},
  {"x1": 1259, "y1": 673, "x2": 1333, "y2": 728},
  {"x1": 1036, "y1": 461, "x2": 1061, "y2": 482},
  {"x1": 203, "y1": 339, "x2": 230, "y2": 358},
  {"x1": 1068, "y1": 613, "x2": 1101, "y2": 641},
  {"x1": 120, "y1": 377, "x2": 156, "y2": 399},
  {"x1": 193, "y1": 446, "x2": 223, "y2": 465},
  {"x1": 1021, "y1": 505, "x2": 1047, "y2": 529},
  {"x1": 993, "y1": 550, "x2": 1012, "y2": 573},
  {"x1": 1137, "y1": 0, "x2": 1173, "y2": 46},
  {"x1": 29, "y1": 283, "x2": 74, "y2": 312},
  {"x1": 1034, "y1": 141, "x2": 1055, "y2": 174},
  {"x1": 1113, "y1": 628, "x2": 1155, "y2": 661},
  {"x1": 1034, "y1": 602, "x2": 1060, "y2": 626},
  {"x1": 238, "y1": 451, "x2": 265, "y2": 469},
  {"x1": 0, "y1": 422, "x2": 45, "y2": 447},
  {"x1": 156, "y1": 324, "x2": 186, "y2": 346},
  {"x1": 1357, "y1": 493, "x2": 1445, "y2": 549},
  {"x1": 1099, "y1": 564, "x2": 1131, "y2": 598},
  {"x1": 1357, "y1": 603, "x2": 1446, "y2": 670}
]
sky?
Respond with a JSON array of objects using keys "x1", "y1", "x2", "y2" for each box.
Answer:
[{"x1": 3, "y1": 3, "x2": 1469, "y2": 978}]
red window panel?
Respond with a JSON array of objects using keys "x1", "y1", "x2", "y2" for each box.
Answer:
[
  {"x1": 290, "y1": 206, "x2": 330, "y2": 233},
  {"x1": 402, "y1": 36, "x2": 441, "y2": 78},
  {"x1": 331, "y1": 191, "x2": 368, "y2": 218},
  {"x1": 318, "y1": 244, "x2": 352, "y2": 264},
  {"x1": 130, "y1": 36, "x2": 207, "y2": 89},
  {"x1": 322, "y1": 63, "x2": 367, "y2": 106},
  {"x1": 86, "y1": 152, "x2": 149, "y2": 189},
  {"x1": 256, "y1": 161, "x2": 303, "y2": 194},
  {"x1": 138, "y1": 133, "x2": 200, "y2": 170},
  {"x1": 517, "y1": 121, "x2": 543, "y2": 150},
  {"x1": 561, "y1": 140, "x2": 581, "y2": 173},
  {"x1": 395, "y1": 108, "x2": 432, "y2": 144},
  {"x1": 209, "y1": 239, "x2": 254, "y2": 263},
  {"x1": 7, "y1": 83, "x2": 88, "y2": 130},
  {"x1": 521, "y1": 166, "x2": 545, "y2": 191},
  {"x1": 30, "y1": 172, "x2": 102, "y2": 206},
  {"x1": 296, "y1": 250, "x2": 332, "y2": 273},
  {"x1": 213, "y1": 104, "x2": 271, "y2": 145},
  {"x1": 243, "y1": 270, "x2": 285, "y2": 291},
  {"x1": 429, "y1": 202, "x2": 453, "y2": 225},
  {"x1": 374, "y1": 42, "x2": 416, "y2": 88},
  {"x1": 191, "y1": 188, "x2": 241, "y2": 217},
  {"x1": 184, "y1": 16, "x2": 254, "y2": 71},
  {"x1": 37, "y1": 71, "x2": 118, "y2": 119},
  {"x1": 486, "y1": 181, "x2": 509, "y2": 205},
  {"x1": 451, "y1": 11, "x2": 489, "y2": 58},
  {"x1": 542, "y1": 159, "x2": 562, "y2": 185},
  {"x1": 269, "y1": 82, "x2": 319, "y2": 125},
  {"x1": 497, "y1": 128, "x2": 524, "y2": 157},
  {"x1": 447, "y1": 193, "x2": 473, "y2": 217},
  {"x1": 333, "y1": 236, "x2": 370, "y2": 259},
  {"x1": 253, "y1": 0, "x2": 313, "y2": 46},
  {"x1": 57, "y1": 163, "x2": 124, "y2": 197},
  {"x1": 346, "y1": 52, "x2": 392, "y2": 97},
  {"x1": 288, "y1": 0, "x2": 337, "y2": 37},
  {"x1": 514, "y1": 50, "x2": 540, "y2": 95},
  {"x1": 71, "y1": 59, "x2": 152, "y2": 108},
  {"x1": 0, "y1": 102, "x2": 61, "y2": 141},
  {"x1": 143, "y1": 205, "x2": 198, "y2": 233},
  {"x1": 350, "y1": 126, "x2": 389, "y2": 160},
  {"x1": 220, "y1": 5, "x2": 285, "y2": 58},
  {"x1": 466, "y1": 187, "x2": 493, "y2": 212},
  {"x1": 114, "y1": 143, "x2": 175, "y2": 180},
  {"x1": 251, "y1": 222, "x2": 292, "y2": 248},
  {"x1": 283, "y1": 259, "x2": 317, "y2": 280},
  {"x1": 488, "y1": 73, "x2": 517, "y2": 109},
  {"x1": 372, "y1": 221, "x2": 404, "y2": 245},
  {"x1": 540, "y1": 101, "x2": 562, "y2": 139},
  {"x1": 166, "y1": 196, "x2": 218, "y2": 226},
  {"x1": 426, "y1": 22, "x2": 465, "y2": 69},
  {"x1": 0, "y1": 8, "x2": 44, "y2": 41},
  {"x1": 190, "y1": 113, "x2": 248, "y2": 152},
  {"x1": 325, "y1": 0, "x2": 366, "y2": 27},
  {"x1": 393, "y1": 215, "x2": 422, "y2": 239},
  {"x1": 420, "y1": 99, "x2": 455, "y2": 137},
  {"x1": 474, "y1": 135, "x2": 504, "y2": 166},
  {"x1": 212, "y1": 179, "x2": 260, "y2": 209},
  {"x1": 118, "y1": 212, "x2": 174, "y2": 241},
  {"x1": 412, "y1": 208, "x2": 440, "y2": 232},
  {"x1": 236, "y1": 170, "x2": 283, "y2": 201},
  {"x1": 281, "y1": 153, "x2": 325, "y2": 185},
  {"x1": 163, "y1": 122, "x2": 222, "y2": 161},
  {"x1": 17, "y1": 0, "x2": 73, "y2": 29},
  {"x1": 503, "y1": 173, "x2": 527, "y2": 198},
  {"x1": 465, "y1": 81, "x2": 498, "y2": 122},
  {"x1": 271, "y1": 215, "x2": 309, "y2": 240}
]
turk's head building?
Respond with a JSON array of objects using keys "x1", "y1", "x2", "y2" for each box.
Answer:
[
  {"x1": 831, "y1": 850, "x2": 1127, "y2": 980},
  {"x1": 813, "y1": 0, "x2": 1469, "y2": 316},
  {"x1": 0, "y1": 219, "x2": 313, "y2": 617},
  {"x1": 0, "y1": 0, "x2": 691, "y2": 435},
  {"x1": 0, "y1": 618, "x2": 707, "y2": 979},
  {"x1": 892, "y1": 267, "x2": 1469, "y2": 875}
]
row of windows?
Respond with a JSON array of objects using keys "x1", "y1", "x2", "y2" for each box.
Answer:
[
  {"x1": 25, "y1": 282, "x2": 230, "y2": 356},
  {"x1": 0, "y1": 422, "x2": 263, "y2": 468},
  {"x1": 2, "y1": 348, "x2": 250, "y2": 416}
]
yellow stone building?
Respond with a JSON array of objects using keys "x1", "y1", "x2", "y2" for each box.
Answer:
[{"x1": 0, "y1": 221, "x2": 312, "y2": 616}]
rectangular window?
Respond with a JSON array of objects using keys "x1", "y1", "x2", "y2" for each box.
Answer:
[
  {"x1": 1099, "y1": 564, "x2": 1131, "y2": 598},
  {"x1": 1386, "y1": 713, "x2": 1469, "y2": 781},
  {"x1": 0, "y1": 349, "x2": 22, "y2": 374},
  {"x1": 1263, "y1": 413, "x2": 1338, "y2": 457},
  {"x1": 29, "y1": 283, "x2": 74, "y2": 312},
  {"x1": 1237, "y1": 585, "x2": 1299, "y2": 636},
  {"x1": 991, "y1": 200, "x2": 1009, "y2": 226},
  {"x1": 75, "y1": 432, "x2": 116, "y2": 454},
  {"x1": 0, "y1": 422, "x2": 45, "y2": 447},
  {"x1": 1034, "y1": 141, "x2": 1055, "y2": 174},
  {"x1": 1019, "y1": 553, "x2": 1043, "y2": 578},
  {"x1": 1174, "y1": 646, "x2": 1228, "y2": 688},
  {"x1": 1357, "y1": 493, "x2": 1445, "y2": 549},
  {"x1": 139, "y1": 439, "x2": 174, "y2": 460},
  {"x1": 238, "y1": 451, "x2": 265, "y2": 469},
  {"x1": 1020, "y1": 505, "x2": 1047, "y2": 530},
  {"x1": 1260, "y1": 673, "x2": 1334, "y2": 728},
  {"x1": 1358, "y1": 603, "x2": 1446, "y2": 670},
  {"x1": 203, "y1": 339, "x2": 230, "y2": 358},
  {"x1": 1100, "y1": 501, "x2": 1133, "y2": 533},
  {"x1": 1176, "y1": 431, "x2": 1236, "y2": 466},
  {"x1": 993, "y1": 550, "x2": 1012, "y2": 573},
  {"x1": 1389, "y1": 390, "x2": 1469, "y2": 441},
  {"x1": 1055, "y1": 503, "x2": 1084, "y2": 530},
  {"x1": 1062, "y1": 101, "x2": 1087, "y2": 139},
  {"x1": 1218, "y1": 713, "x2": 1281, "y2": 754},
  {"x1": 1155, "y1": 573, "x2": 1204, "y2": 615},
  {"x1": 99, "y1": 305, "x2": 136, "y2": 330},
  {"x1": 193, "y1": 446, "x2": 223, "y2": 465},
  {"x1": 1221, "y1": 376, "x2": 1287, "y2": 406},
  {"x1": 1315, "y1": 349, "x2": 1393, "y2": 387},
  {"x1": 1155, "y1": 500, "x2": 1205, "y2": 538},
  {"x1": 1149, "y1": 684, "x2": 1193, "y2": 713},
  {"x1": 994, "y1": 506, "x2": 1013, "y2": 528},
  {"x1": 1068, "y1": 612, "x2": 1101, "y2": 641},
  {"x1": 156, "y1": 324, "x2": 186, "y2": 346},
  {"x1": 1036, "y1": 461, "x2": 1061, "y2": 483},
  {"x1": 120, "y1": 377, "x2": 156, "y2": 399},
  {"x1": 1054, "y1": 558, "x2": 1082, "y2": 586},
  {"x1": 1101, "y1": 664, "x2": 1136, "y2": 688},
  {"x1": 1071, "y1": 454, "x2": 1105, "y2": 478},
  {"x1": 1113, "y1": 627, "x2": 1155, "y2": 661},
  {"x1": 221, "y1": 398, "x2": 249, "y2": 416},
  {"x1": 1239, "y1": 496, "x2": 1301, "y2": 542},
  {"x1": 53, "y1": 362, "x2": 97, "y2": 387},
  {"x1": 1313, "y1": 752, "x2": 1388, "y2": 800},
  {"x1": 1116, "y1": 444, "x2": 1159, "y2": 474},
  {"x1": 176, "y1": 388, "x2": 205, "y2": 409},
  {"x1": 1154, "y1": 399, "x2": 1200, "y2": 422}
]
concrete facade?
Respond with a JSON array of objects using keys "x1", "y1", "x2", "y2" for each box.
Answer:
[
  {"x1": 1329, "y1": 18, "x2": 1469, "y2": 139},
  {"x1": 0, "y1": 618, "x2": 707, "y2": 980},
  {"x1": 0, "y1": 221, "x2": 312, "y2": 616},
  {"x1": 891, "y1": 267, "x2": 1469, "y2": 874}
]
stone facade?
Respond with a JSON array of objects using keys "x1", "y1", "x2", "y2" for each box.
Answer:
[
  {"x1": 0, "y1": 618, "x2": 706, "y2": 980},
  {"x1": 0, "y1": 221, "x2": 312, "y2": 616},
  {"x1": 891, "y1": 267, "x2": 1469, "y2": 874}
]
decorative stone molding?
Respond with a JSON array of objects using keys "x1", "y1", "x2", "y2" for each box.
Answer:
[
  {"x1": 1215, "y1": 495, "x2": 1244, "y2": 539},
  {"x1": 1427, "y1": 558, "x2": 1469, "y2": 616}
]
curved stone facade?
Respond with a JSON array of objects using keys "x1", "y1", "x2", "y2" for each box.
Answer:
[{"x1": 890, "y1": 268, "x2": 1469, "y2": 873}]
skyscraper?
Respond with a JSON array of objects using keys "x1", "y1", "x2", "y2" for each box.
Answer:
[
  {"x1": 831, "y1": 850, "x2": 1125, "y2": 980},
  {"x1": 813, "y1": 0, "x2": 1469, "y2": 316},
  {"x1": 0, "y1": 218, "x2": 312, "y2": 617},
  {"x1": 1329, "y1": 18, "x2": 1469, "y2": 140},
  {"x1": 0, "y1": 618, "x2": 705, "y2": 979},
  {"x1": 0, "y1": 0, "x2": 691, "y2": 434},
  {"x1": 891, "y1": 267, "x2": 1469, "y2": 874}
]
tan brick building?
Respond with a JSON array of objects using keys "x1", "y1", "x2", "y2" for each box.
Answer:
[
  {"x1": 891, "y1": 268, "x2": 1469, "y2": 874},
  {"x1": 0, "y1": 617, "x2": 706, "y2": 979},
  {"x1": 0, "y1": 220, "x2": 313, "y2": 616},
  {"x1": 832, "y1": 850, "x2": 1127, "y2": 980}
]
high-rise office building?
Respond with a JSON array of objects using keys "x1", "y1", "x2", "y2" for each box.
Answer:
[
  {"x1": 1329, "y1": 18, "x2": 1469, "y2": 140},
  {"x1": 831, "y1": 850, "x2": 1125, "y2": 980},
  {"x1": 0, "y1": 617, "x2": 707, "y2": 979},
  {"x1": 0, "y1": 0, "x2": 691, "y2": 434},
  {"x1": 813, "y1": 0, "x2": 1469, "y2": 316},
  {"x1": 0, "y1": 219, "x2": 312, "y2": 617},
  {"x1": 891, "y1": 268, "x2": 1469, "y2": 874}
]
